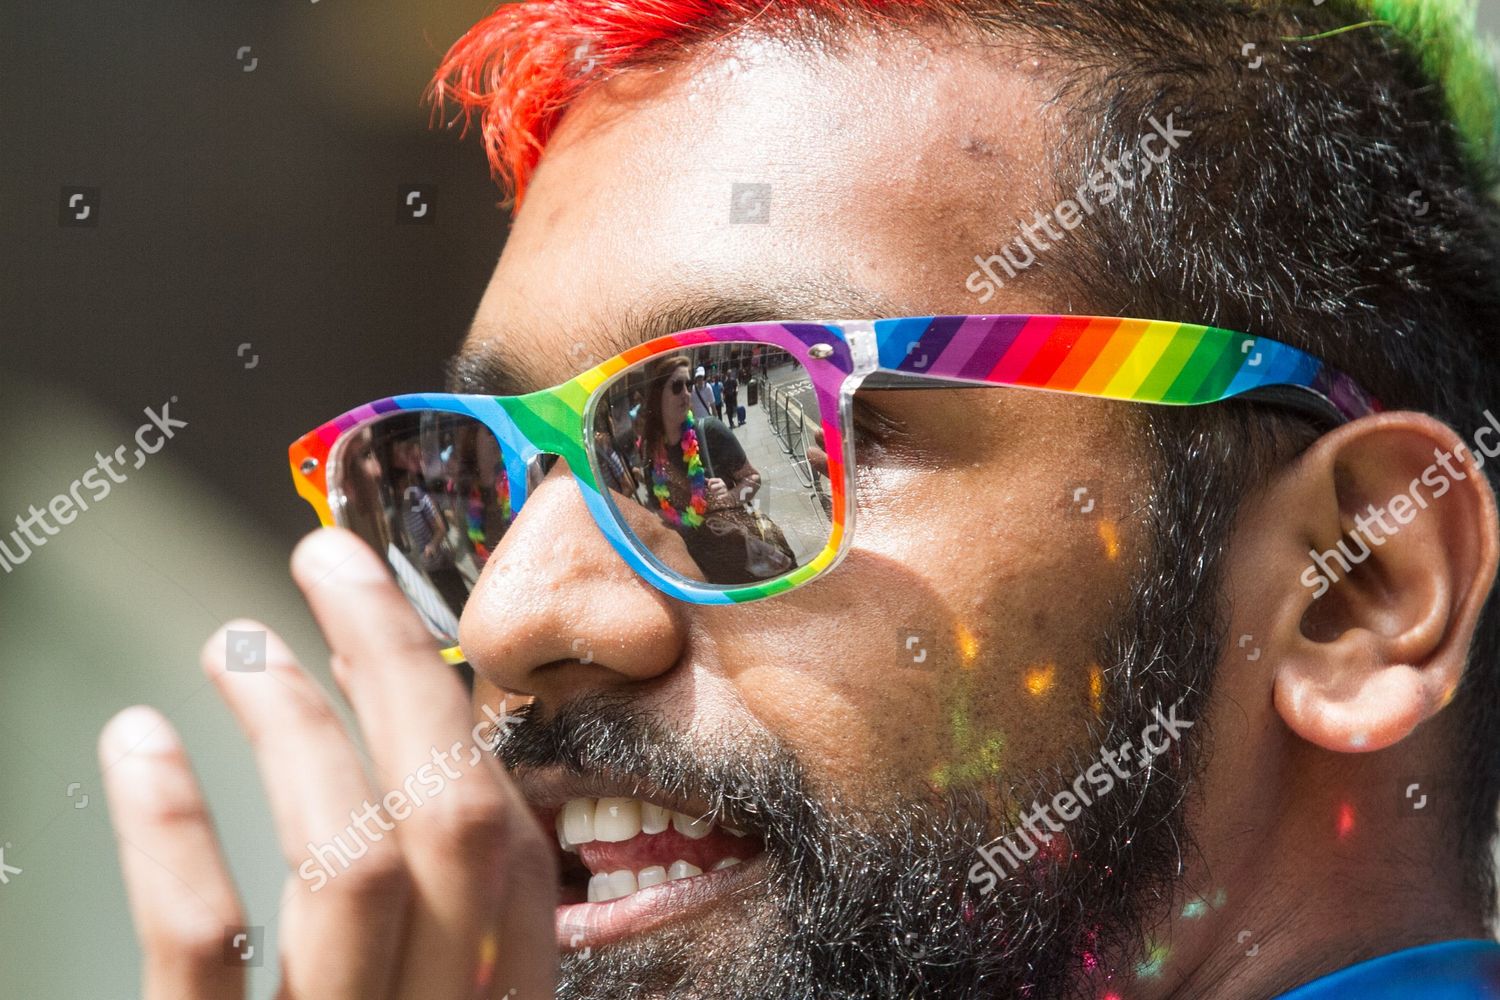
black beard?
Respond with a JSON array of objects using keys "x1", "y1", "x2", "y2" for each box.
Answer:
[{"x1": 494, "y1": 421, "x2": 1239, "y2": 1000}]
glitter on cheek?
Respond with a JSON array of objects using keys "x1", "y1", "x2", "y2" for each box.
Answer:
[
  {"x1": 1024, "y1": 662, "x2": 1057, "y2": 696},
  {"x1": 1180, "y1": 888, "x2": 1229, "y2": 919},
  {"x1": 929, "y1": 672, "x2": 1008, "y2": 791},
  {"x1": 1337, "y1": 801, "x2": 1357, "y2": 838},
  {"x1": 475, "y1": 932, "x2": 498, "y2": 990},
  {"x1": 1135, "y1": 940, "x2": 1169, "y2": 978},
  {"x1": 1097, "y1": 518, "x2": 1121, "y2": 559},
  {"x1": 955, "y1": 621, "x2": 981, "y2": 667}
]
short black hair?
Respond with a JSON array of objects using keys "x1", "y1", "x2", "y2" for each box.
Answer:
[{"x1": 982, "y1": 0, "x2": 1500, "y2": 916}]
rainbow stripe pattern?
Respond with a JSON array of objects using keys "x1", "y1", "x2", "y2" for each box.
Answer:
[
  {"x1": 873, "y1": 315, "x2": 1377, "y2": 421},
  {"x1": 291, "y1": 315, "x2": 1374, "y2": 658}
]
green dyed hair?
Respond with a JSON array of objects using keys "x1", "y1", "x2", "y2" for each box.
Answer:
[{"x1": 1325, "y1": 0, "x2": 1500, "y2": 181}]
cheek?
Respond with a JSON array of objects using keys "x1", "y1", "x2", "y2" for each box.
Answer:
[
  {"x1": 882, "y1": 458, "x2": 1130, "y2": 718},
  {"x1": 703, "y1": 434, "x2": 1137, "y2": 806}
]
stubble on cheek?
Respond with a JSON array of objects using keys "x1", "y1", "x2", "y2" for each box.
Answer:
[{"x1": 701, "y1": 410, "x2": 1143, "y2": 829}]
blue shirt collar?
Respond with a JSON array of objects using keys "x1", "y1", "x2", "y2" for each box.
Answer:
[{"x1": 1276, "y1": 940, "x2": 1500, "y2": 999}]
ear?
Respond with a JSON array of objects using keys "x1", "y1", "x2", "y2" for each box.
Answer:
[{"x1": 1234, "y1": 411, "x2": 1498, "y2": 753}]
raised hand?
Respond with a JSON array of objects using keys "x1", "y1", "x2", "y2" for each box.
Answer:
[{"x1": 98, "y1": 527, "x2": 558, "y2": 1000}]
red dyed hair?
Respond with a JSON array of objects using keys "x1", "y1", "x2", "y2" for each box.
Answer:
[{"x1": 426, "y1": 0, "x2": 931, "y2": 204}]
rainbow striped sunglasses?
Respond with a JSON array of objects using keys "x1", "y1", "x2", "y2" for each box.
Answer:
[{"x1": 290, "y1": 315, "x2": 1377, "y2": 662}]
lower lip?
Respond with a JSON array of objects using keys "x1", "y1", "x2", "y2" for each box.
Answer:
[{"x1": 555, "y1": 856, "x2": 763, "y2": 950}]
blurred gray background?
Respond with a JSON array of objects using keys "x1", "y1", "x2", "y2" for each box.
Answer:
[
  {"x1": 4, "y1": 2, "x2": 1500, "y2": 997},
  {"x1": 2, "y1": 2, "x2": 506, "y2": 996}
]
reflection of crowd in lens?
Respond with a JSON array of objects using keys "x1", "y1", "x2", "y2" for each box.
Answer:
[
  {"x1": 593, "y1": 352, "x2": 799, "y2": 585},
  {"x1": 335, "y1": 347, "x2": 810, "y2": 622},
  {"x1": 335, "y1": 417, "x2": 510, "y2": 636}
]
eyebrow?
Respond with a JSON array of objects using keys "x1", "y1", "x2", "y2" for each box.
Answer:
[{"x1": 445, "y1": 282, "x2": 896, "y2": 396}]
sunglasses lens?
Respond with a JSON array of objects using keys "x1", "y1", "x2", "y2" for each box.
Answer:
[
  {"x1": 327, "y1": 411, "x2": 511, "y2": 644},
  {"x1": 588, "y1": 345, "x2": 835, "y2": 589}
]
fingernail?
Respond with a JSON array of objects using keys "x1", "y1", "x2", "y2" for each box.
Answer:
[{"x1": 103, "y1": 705, "x2": 178, "y2": 757}]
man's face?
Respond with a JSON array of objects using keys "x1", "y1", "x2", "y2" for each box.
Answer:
[{"x1": 455, "y1": 27, "x2": 1189, "y2": 1000}]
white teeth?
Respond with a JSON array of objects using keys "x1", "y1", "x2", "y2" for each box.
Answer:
[
  {"x1": 563, "y1": 799, "x2": 756, "y2": 904},
  {"x1": 604, "y1": 869, "x2": 638, "y2": 901},
  {"x1": 641, "y1": 802, "x2": 671, "y2": 835},
  {"x1": 672, "y1": 811, "x2": 713, "y2": 840},
  {"x1": 582, "y1": 858, "x2": 748, "y2": 903},
  {"x1": 558, "y1": 796, "x2": 745, "y2": 853},
  {"x1": 587, "y1": 869, "x2": 639, "y2": 903},
  {"x1": 667, "y1": 859, "x2": 703, "y2": 881},
  {"x1": 594, "y1": 798, "x2": 642, "y2": 843},
  {"x1": 562, "y1": 799, "x2": 596, "y2": 847}
]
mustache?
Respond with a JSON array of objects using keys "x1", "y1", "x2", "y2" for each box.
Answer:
[{"x1": 488, "y1": 692, "x2": 821, "y2": 844}]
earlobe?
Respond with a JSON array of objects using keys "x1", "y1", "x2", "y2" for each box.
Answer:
[
  {"x1": 1273, "y1": 654, "x2": 1431, "y2": 752},
  {"x1": 1244, "y1": 412, "x2": 1498, "y2": 753}
]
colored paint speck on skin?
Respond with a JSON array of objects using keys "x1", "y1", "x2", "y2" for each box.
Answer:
[
  {"x1": 1337, "y1": 801, "x2": 1356, "y2": 838},
  {"x1": 1181, "y1": 887, "x2": 1228, "y2": 919},
  {"x1": 955, "y1": 621, "x2": 981, "y2": 667},
  {"x1": 932, "y1": 733, "x2": 1007, "y2": 790},
  {"x1": 932, "y1": 671, "x2": 1008, "y2": 791},
  {"x1": 1135, "y1": 941, "x2": 1169, "y2": 978},
  {"x1": 1024, "y1": 662, "x2": 1057, "y2": 696},
  {"x1": 1097, "y1": 519, "x2": 1121, "y2": 559},
  {"x1": 476, "y1": 932, "x2": 497, "y2": 989}
]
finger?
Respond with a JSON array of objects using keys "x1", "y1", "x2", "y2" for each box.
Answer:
[
  {"x1": 100, "y1": 706, "x2": 247, "y2": 1000},
  {"x1": 291, "y1": 529, "x2": 476, "y2": 781},
  {"x1": 291, "y1": 528, "x2": 557, "y2": 997},
  {"x1": 203, "y1": 621, "x2": 408, "y2": 1000},
  {"x1": 807, "y1": 445, "x2": 828, "y2": 477},
  {"x1": 808, "y1": 427, "x2": 829, "y2": 478}
]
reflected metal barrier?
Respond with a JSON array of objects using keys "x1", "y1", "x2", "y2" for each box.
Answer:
[{"x1": 765, "y1": 378, "x2": 831, "y2": 517}]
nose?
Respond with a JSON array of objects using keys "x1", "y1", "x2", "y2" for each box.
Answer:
[{"x1": 458, "y1": 460, "x2": 686, "y2": 704}]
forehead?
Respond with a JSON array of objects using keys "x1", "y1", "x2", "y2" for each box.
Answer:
[{"x1": 459, "y1": 25, "x2": 1063, "y2": 392}]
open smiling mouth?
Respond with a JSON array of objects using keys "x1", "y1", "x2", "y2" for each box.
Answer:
[{"x1": 538, "y1": 793, "x2": 766, "y2": 951}]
